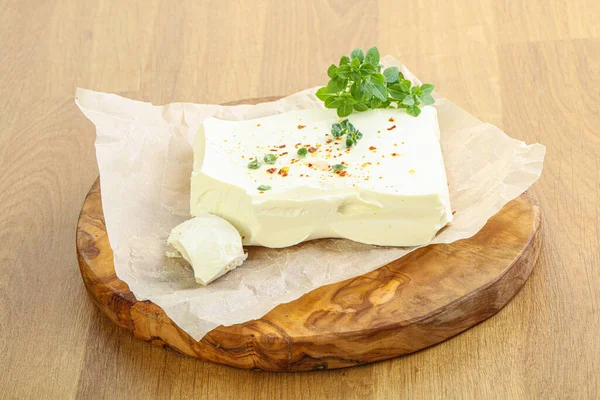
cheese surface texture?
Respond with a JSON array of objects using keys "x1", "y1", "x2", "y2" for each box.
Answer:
[{"x1": 190, "y1": 107, "x2": 452, "y2": 248}]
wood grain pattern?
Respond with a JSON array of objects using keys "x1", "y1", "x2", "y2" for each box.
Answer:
[
  {"x1": 77, "y1": 176, "x2": 541, "y2": 372},
  {"x1": 1, "y1": 0, "x2": 599, "y2": 397}
]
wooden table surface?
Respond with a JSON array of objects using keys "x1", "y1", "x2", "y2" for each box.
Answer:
[{"x1": 1, "y1": 0, "x2": 599, "y2": 398}]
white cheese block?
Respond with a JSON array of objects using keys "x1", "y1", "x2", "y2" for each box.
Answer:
[
  {"x1": 190, "y1": 106, "x2": 452, "y2": 248},
  {"x1": 167, "y1": 214, "x2": 247, "y2": 285}
]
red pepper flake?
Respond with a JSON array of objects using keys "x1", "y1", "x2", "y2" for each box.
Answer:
[
  {"x1": 259, "y1": 191, "x2": 265, "y2": 194},
  {"x1": 280, "y1": 152, "x2": 288, "y2": 156},
  {"x1": 335, "y1": 137, "x2": 342, "y2": 141},
  {"x1": 290, "y1": 159, "x2": 298, "y2": 164},
  {"x1": 297, "y1": 124, "x2": 306, "y2": 129},
  {"x1": 452, "y1": 210, "x2": 457, "y2": 215},
  {"x1": 256, "y1": 124, "x2": 261, "y2": 127},
  {"x1": 295, "y1": 143, "x2": 302, "y2": 148},
  {"x1": 249, "y1": 157, "x2": 254, "y2": 160},
  {"x1": 241, "y1": 155, "x2": 245, "y2": 159},
  {"x1": 387, "y1": 125, "x2": 397, "y2": 131},
  {"x1": 339, "y1": 171, "x2": 347, "y2": 177},
  {"x1": 369, "y1": 146, "x2": 377, "y2": 151},
  {"x1": 308, "y1": 147, "x2": 317, "y2": 153},
  {"x1": 278, "y1": 145, "x2": 286, "y2": 148},
  {"x1": 277, "y1": 166, "x2": 290, "y2": 177},
  {"x1": 391, "y1": 153, "x2": 399, "y2": 157},
  {"x1": 388, "y1": 117, "x2": 395, "y2": 122},
  {"x1": 266, "y1": 168, "x2": 277, "y2": 174},
  {"x1": 304, "y1": 144, "x2": 311, "y2": 147},
  {"x1": 341, "y1": 161, "x2": 347, "y2": 165},
  {"x1": 270, "y1": 149, "x2": 278, "y2": 152},
  {"x1": 308, "y1": 163, "x2": 313, "y2": 168},
  {"x1": 326, "y1": 139, "x2": 333, "y2": 144}
]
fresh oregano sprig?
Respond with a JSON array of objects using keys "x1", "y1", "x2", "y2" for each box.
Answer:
[
  {"x1": 331, "y1": 119, "x2": 363, "y2": 148},
  {"x1": 316, "y1": 46, "x2": 435, "y2": 117}
]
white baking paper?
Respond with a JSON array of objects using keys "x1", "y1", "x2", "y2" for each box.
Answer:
[{"x1": 75, "y1": 56, "x2": 545, "y2": 340}]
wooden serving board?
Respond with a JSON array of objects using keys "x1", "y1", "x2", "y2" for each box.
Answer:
[{"x1": 76, "y1": 98, "x2": 542, "y2": 372}]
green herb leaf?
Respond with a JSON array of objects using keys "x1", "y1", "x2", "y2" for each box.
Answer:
[
  {"x1": 337, "y1": 65, "x2": 351, "y2": 79},
  {"x1": 401, "y1": 95, "x2": 415, "y2": 106},
  {"x1": 402, "y1": 96, "x2": 415, "y2": 106},
  {"x1": 263, "y1": 154, "x2": 278, "y2": 164},
  {"x1": 339, "y1": 55, "x2": 350, "y2": 66},
  {"x1": 324, "y1": 95, "x2": 342, "y2": 109},
  {"x1": 353, "y1": 102, "x2": 369, "y2": 111},
  {"x1": 337, "y1": 102, "x2": 353, "y2": 117},
  {"x1": 364, "y1": 46, "x2": 380, "y2": 65},
  {"x1": 326, "y1": 76, "x2": 347, "y2": 93},
  {"x1": 383, "y1": 67, "x2": 399, "y2": 83},
  {"x1": 421, "y1": 92, "x2": 435, "y2": 105},
  {"x1": 359, "y1": 63, "x2": 377, "y2": 76},
  {"x1": 327, "y1": 64, "x2": 338, "y2": 78},
  {"x1": 297, "y1": 147, "x2": 308, "y2": 157},
  {"x1": 332, "y1": 164, "x2": 347, "y2": 172},
  {"x1": 388, "y1": 84, "x2": 408, "y2": 100},
  {"x1": 357, "y1": 81, "x2": 374, "y2": 101},
  {"x1": 406, "y1": 105, "x2": 421, "y2": 117},
  {"x1": 369, "y1": 98, "x2": 382, "y2": 109},
  {"x1": 350, "y1": 48, "x2": 364, "y2": 62},
  {"x1": 331, "y1": 122, "x2": 344, "y2": 137},
  {"x1": 257, "y1": 185, "x2": 271, "y2": 191},
  {"x1": 399, "y1": 79, "x2": 412, "y2": 93},
  {"x1": 371, "y1": 73, "x2": 386, "y2": 84},
  {"x1": 372, "y1": 82, "x2": 388, "y2": 101},
  {"x1": 315, "y1": 87, "x2": 332, "y2": 101},
  {"x1": 247, "y1": 159, "x2": 261, "y2": 169},
  {"x1": 420, "y1": 83, "x2": 435, "y2": 93}
]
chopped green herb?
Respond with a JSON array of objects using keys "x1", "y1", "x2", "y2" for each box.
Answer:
[
  {"x1": 297, "y1": 147, "x2": 308, "y2": 157},
  {"x1": 247, "y1": 159, "x2": 261, "y2": 169},
  {"x1": 331, "y1": 119, "x2": 363, "y2": 148},
  {"x1": 317, "y1": 46, "x2": 435, "y2": 117},
  {"x1": 332, "y1": 164, "x2": 347, "y2": 172},
  {"x1": 257, "y1": 185, "x2": 271, "y2": 191},
  {"x1": 263, "y1": 154, "x2": 278, "y2": 164}
]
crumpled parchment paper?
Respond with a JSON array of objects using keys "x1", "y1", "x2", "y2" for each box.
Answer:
[{"x1": 75, "y1": 56, "x2": 546, "y2": 340}]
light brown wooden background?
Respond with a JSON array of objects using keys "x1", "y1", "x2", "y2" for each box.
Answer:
[{"x1": 1, "y1": 0, "x2": 599, "y2": 399}]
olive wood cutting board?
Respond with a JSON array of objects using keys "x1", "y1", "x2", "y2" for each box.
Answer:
[{"x1": 76, "y1": 97, "x2": 542, "y2": 372}]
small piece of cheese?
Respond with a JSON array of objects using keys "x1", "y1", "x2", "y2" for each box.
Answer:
[
  {"x1": 167, "y1": 214, "x2": 247, "y2": 285},
  {"x1": 190, "y1": 107, "x2": 452, "y2": 248}
]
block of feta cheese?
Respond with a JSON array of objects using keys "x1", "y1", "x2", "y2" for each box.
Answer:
[{"x1": 190, "y1": 106, "x2": 452, "y2": 248}]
